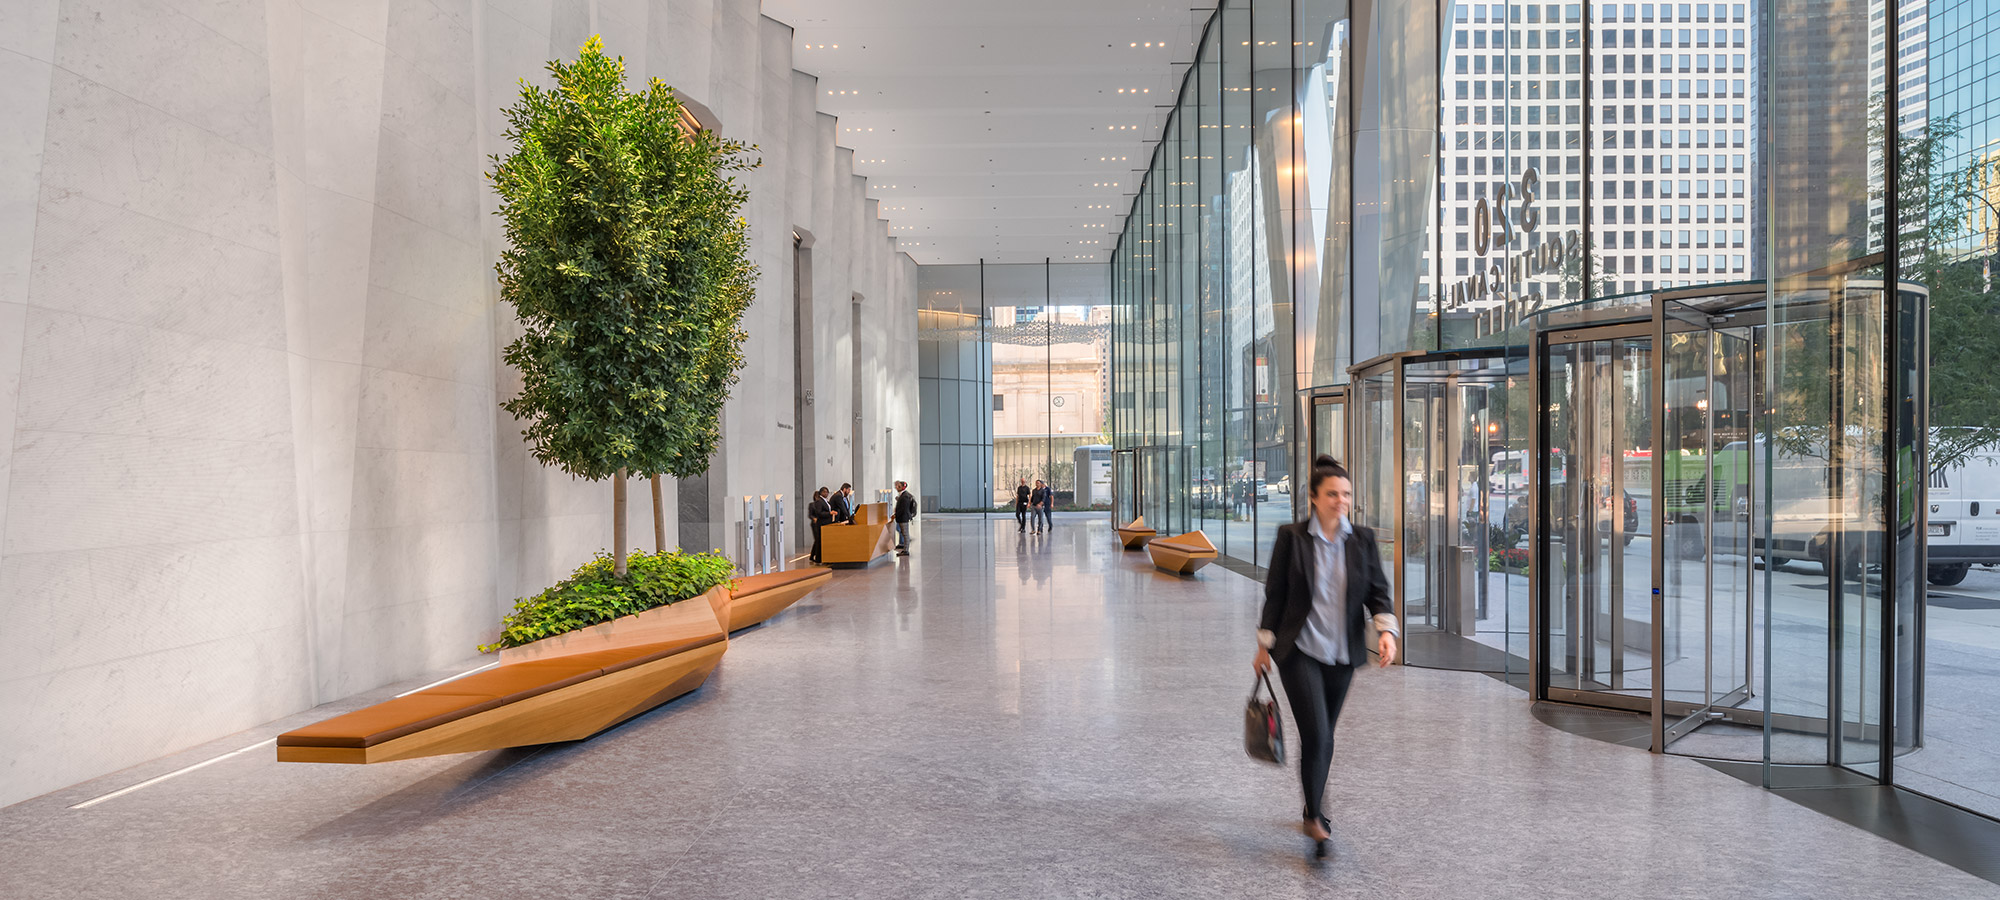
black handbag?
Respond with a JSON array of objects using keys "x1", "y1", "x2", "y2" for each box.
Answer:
[{"x1": 1244, "y1": 670, "x2": 1285, "y2": 765}]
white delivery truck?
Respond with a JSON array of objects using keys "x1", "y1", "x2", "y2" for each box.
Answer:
[{"x1": 1925, "y1": 444, "x2": 2000, "y2": 586}]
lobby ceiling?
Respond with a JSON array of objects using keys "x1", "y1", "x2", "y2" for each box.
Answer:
[{"x1": 758, "y1": 0, "x2": 1212, "y2": 266}]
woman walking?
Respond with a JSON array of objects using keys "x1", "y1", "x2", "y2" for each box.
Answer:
[{"x1": 1253, "y1": 455, "x2": 1399, "y2": 858}]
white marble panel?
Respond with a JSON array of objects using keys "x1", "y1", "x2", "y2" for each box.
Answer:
[
  {"x1": 0, "y1": 536, "x2": 306, "y2": 684},
  {"x1": 514, "y1": 510, "x2": 619, "y2": 590},
  {"x1": 14, "y1": 309, "x2": 291, "y2": 444},
  {"x1": 346, "y1": 446, "x2": 489, "y2": 531},
  {"x1": 546, "y1": 0, "x2": 590, "y2": 59},
  {"x1": 359, "y1": 288, "x2": 489, "y2": 386},
  {"x1": 384, "y1": 0, "x2": 475, "y2": 105},
  {"x1": 371, "y1": 128, "x2": 481, "y2": 245},
  {"x1": 339, "y1": 519, "x2": 494, "y2": 618},
  {"x1": 4, "y1": 430, "x2": 299, "y2": 556},
  {"x1": 154, "y1": 0, "x2": 270, "y2": 56},
  {"x1": 297, "y1": 10, "x2": 387, "y2": 200},
  {"x1": 0, "y1": 301, "x2": 27, "y2": 562},
  {"x1": 0, "y1": 0, "x2": 60, "y2": 62},
  {"x1": 290, "y1": 185, "x2": 376, "y2": 364},
  {"x1": 378, "y1": 47, "x2": 477, "y2": 159},
  {"x1": 483, "y1": 0, "x2": 551, "y2": 38},
  {"x1": 479, "y1": 0, "x2": 552, "y2": 152},
  {"x1": 39, "y1": 71, "x2": 279, "y2": 252},
  {"x1": 54, "y1": 0, "x2": 274, "y2": 155},
  {"x1": 0, "y1": 630, "x2": 313, "y2": 808},
  {"x1": 300, "y1": 358, "x2": 362, "y2": 534},
  {"x1": 517, "y1": 458, "x2": 611, "y2": 520},
  {"x1": 300, "y1": 0, "x2": 388, "y2": 43},
  {"x1": 0, "y1": 51, "x2": 52, "y2": 308},
  {"x1": 367, "y1": 206, "x2": 486, "y2": 318},
  {"x1": 28, "y1": 327, "x2": 271, "y2": 482},
  {"x1": 353, "y1": 366, "x2": 490, "y2": 454},
  {"x1": 28, "y1": 189, "x2": 286, "y2": 349},
  {"x1": 653, "y1": 0, "x2": 712, "y2": 103}
]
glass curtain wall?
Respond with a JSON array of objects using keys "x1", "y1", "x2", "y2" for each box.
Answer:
[
  {"x1": 917, "y1": 265, "x2": 992, "y2": 512},
  {"x1": 1110, "y1": 0, "x2": 1326, "y2": 572},
  {"x1": 1108, "y1": 0, "x2": 2000, "y2": 823},
  {"x1": 918, "y1": 262, "x2": 1109, "y2": 514}
]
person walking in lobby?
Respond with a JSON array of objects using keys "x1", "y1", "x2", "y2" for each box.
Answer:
[
  {"x1": 893, "y1": 480, "x2": 917, "y2": 554},
  {"x1": 808, "y1": 487, "x2": 833, "y2": 565},
  {"x1": 1014, "y1": 477, "x2": 1032, "y2": 532},
  {"x1": 1029, "y1": 479, "x2": 1052, "y2": 533},
  {"x1": 831, "y1": 482, "x2": 855, "y2": 524},
  {"x1": 1253, "y1": 455, "x2": 1399, "y2": 859}
]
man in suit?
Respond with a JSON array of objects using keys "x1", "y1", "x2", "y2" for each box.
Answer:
[
  {"x1": 831, "y1": 482, "x2": 855, "y2": 524},
  {"x1": 807, "y1": 487, "x2": 833, "y2": 564},
  {"x1": 1014, "y1": 478, "x2": 1031, "y2": 532},
  {"x1": 893, "y1": 480, "x2": 917, "y2": 554},
  {"x1": 1253, "y1": 455, "x2": 1399, "y2": 857}
]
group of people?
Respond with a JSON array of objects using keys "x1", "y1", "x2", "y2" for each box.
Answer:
[
  {"x1": 1012, "y1": 478, "x2": 1056, "y2": 533},
  {"x1": 806, "y1": 481, "x2": 919, "y2": 564}
]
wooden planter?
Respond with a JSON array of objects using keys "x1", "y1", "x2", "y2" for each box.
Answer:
[
  {"x1": 499, "y1": 585, "x2": 730, "y2": 664},
  {"x1": 725, "y1": 567, "x2": 833, "y2": 631}
]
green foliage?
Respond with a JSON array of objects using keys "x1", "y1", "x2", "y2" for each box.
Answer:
[
  {"x1": 490, "y1": 36, "x2": 761, "y2": 482},
  {"x1": 479, "y1": 549, "x2": 735, "y2": 652}
]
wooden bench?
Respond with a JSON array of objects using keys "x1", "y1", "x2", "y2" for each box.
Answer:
[
  {"x1": 278, "y1": 587, "x2": 733, "y2": 764},
  {"x1": 1147, "y1": 530, "x2": 1219, "y2": 575},
  {"x1": 1113, "y1": 517, "x2": 1157, "y2": 550},
  {"x1": 822, "y1": 501, "x2": 895, "y2": 568},
  {"x1": 726, "y1": 567, "x2": 832, "y2": 631},
  {"x1": 275, "y1": 634, "x2": 726, "y2": 764}
]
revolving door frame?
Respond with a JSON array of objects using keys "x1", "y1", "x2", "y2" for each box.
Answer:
[{"x1": 1345, "y1": 348, "x2": 1529, "y2": 673}]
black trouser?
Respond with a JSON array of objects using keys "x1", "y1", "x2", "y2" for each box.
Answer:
[
  {"x1": 810, "y1": 523, "x2": 823, "y2": 562},
  {"x1": 1016, "y1": 506, "x2": 1027, "y2": 530},
  {"x1": 1275, "y1": 651, "x2": 1356, "y2": 823}
]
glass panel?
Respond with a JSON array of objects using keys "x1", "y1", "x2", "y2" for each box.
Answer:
[{"x1": 1353, "y1": 366, "x2": 1400, "y2": 613}]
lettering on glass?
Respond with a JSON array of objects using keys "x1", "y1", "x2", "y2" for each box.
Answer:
[{"x1": 1447, "y1": 166, "x2": 1583, "y2": 319}]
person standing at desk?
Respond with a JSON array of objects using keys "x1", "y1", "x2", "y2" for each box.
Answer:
[
  {"x1": 831, "y1": 482, "x2": 855, "y2": 524},
  {"x1": 893, "y1": 480, "x2": 917, "y2": 554},
  {"x1": 807, "y1": 487, "x2": 833, "y2": 564}
]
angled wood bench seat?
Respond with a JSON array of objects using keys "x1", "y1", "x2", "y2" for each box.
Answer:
[
  {"x1": 1147, "y1": 530, "x2": 1219, "y2": 575},
  {"x1": 1114, "y1": 517, "x2": 1157, "y2": 550},
  {"x1": 279, "y1": 590, "x2": 734, "y2": 764},
  {"x1": 726, "y1": 566, "x2": 833, "y2": 631}
]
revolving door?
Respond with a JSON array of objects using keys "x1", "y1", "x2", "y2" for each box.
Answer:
[
  {"x1": 1346, "y1": 351, "x2": 1531, "y2": 678},
  {"x1": 1530, "y1": 283, "x2": 1925, "y2": 762}
]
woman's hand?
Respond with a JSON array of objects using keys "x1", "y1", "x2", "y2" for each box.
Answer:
[
  {"x1": 1253, "y1": 644, "x2": 1271, "y2": 673},
  {"x1": 1377, "y1": 632, "x2": 1398, "y2": 667}
]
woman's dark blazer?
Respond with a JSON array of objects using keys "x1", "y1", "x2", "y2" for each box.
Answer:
[{"x1": 1258, "y1": 519, "x2": 1394, "y2": 665}]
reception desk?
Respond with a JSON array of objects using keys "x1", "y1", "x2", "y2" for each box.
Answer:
[{"x1": 822, "y1": 501, "x2": 895, "y2": 567}]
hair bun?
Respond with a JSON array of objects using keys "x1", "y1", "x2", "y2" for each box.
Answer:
[{"x1": 1313, "y1": 454, "x2": 1341, "y2": 469}]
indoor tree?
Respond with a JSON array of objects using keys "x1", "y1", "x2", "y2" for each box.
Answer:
[{"x1": 491, "y1": 36, "x2": 760, "y2": 576}]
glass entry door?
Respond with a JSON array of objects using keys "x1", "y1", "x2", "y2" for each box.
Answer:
[
  {"x1": 1536, "y1": 315, "x2": 1764, "y2": 753},
  {"x1": 1541, "y1": 328, "x2": 1656, "y2": 706},
  {"x1": 1310, "y1": 393, "x2": 1345, "y2": 471}
]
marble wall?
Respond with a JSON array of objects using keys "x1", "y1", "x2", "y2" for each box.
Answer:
[{"x1": 0, "y1": 0, "x2": 917, "y2": 808}]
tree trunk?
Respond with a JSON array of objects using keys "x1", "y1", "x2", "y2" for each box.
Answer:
[
  {"x1": 651, "y1": 474, "x2": 666, "y2": 554},
  {"x1": 613, "y1": 468, "x2": 629, "y2": 577}
]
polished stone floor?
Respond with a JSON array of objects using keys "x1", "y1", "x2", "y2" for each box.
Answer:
[{"x1": 2, "y1": 517, "x2": 1994, "y2": 899}]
